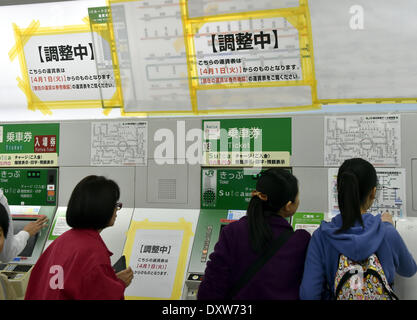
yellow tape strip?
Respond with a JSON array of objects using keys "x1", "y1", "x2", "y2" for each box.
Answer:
[
  {"x1": 11, "y1": 22, "x2": 52, "y2": 115},
  {"x1": 188, "y1": 7, "x2": 304, "y2": 24},
  {"x1": 105, "y1": 0, "x2": 125, "y2": 110},
  {"x1": 301, "y1": 0, "x2": 318, "y2": 103},
  {"x1": 123, "y1": 218, "x2": 194, "y2": 300},
  {"x1": 17, "y1": 77, "x2": 52, "y2": 115},
  {"x1": 33, "y1": 100, "x2": 109, "y2": 109},
  {"x1": 8, "y1": 20, "x2": 40, "y2": 62},
  {"x1": 120, "y1": 109, "x2": 148, "y2": 117},
  {"x1": 180, "y1": 0, "x2": 199, "y2": 114}
]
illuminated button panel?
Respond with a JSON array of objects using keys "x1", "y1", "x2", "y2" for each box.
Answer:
[
  {"x1": 188, "y1": 273, "x2": 204, "y2": 282},
  {"x1": 201, "y1": 225, "x2": 212, "y2": 263}
]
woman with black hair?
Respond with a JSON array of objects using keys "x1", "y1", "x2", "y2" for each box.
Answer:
[
  {"x1": 300, "y1": 158, "x2": 417, "y2": 299},
  {"x1": 197, "y1": 168, "x2": 311, "y2": 300},
  {"x1": 25, "y1": 175, "x2": 133, "y2": 300}
]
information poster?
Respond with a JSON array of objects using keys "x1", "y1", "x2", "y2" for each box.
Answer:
[
  {"x1": 291, "y1": 212, "x2": 324, "y2": 235},
  {"x1": 123, "y1": 219, "x2": 193, "y2": 300},
  {"x1": 91, "y1": 121, "x2": 147, "y2": 166},
  {"x1": 324, "y1": 114, "x2": 401, "y2": 167},
  {"x1": 10, "y1": 18, "x2": 120, "y2": 113},
  {"x1": 0, "y1": 168, "x2": 58, "y2": 206},
  {"x1": 195, "y1": 17, "x2": 302, "y2": 86},
  {"x1": 0, "y1": 123, "x2": 59, "y2": 167},
  {"x1": 328, "y1": 168, "x2": 406, "y2": 219},
  {"x1": 48, "y1": 209, "x2": 70, "y2": 241},
  {"x1": 202, "y1": 118, "x2": 291, "y2": 167}
]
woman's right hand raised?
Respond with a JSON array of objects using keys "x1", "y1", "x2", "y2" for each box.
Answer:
[
  {"x1": 381, "y1": 212, "x2": 394, "y2": 225},
  {"x1": 116, "y1": 267, "x2": 134, "y2": 287}
]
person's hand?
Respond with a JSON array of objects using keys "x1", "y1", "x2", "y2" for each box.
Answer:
[
  {"x1": 381, "y1": 212, "x2": 394, "y2": 225},
  {"x1": 116, "y1": 267, "x2": 133, "y2": 287},
  {"x1": 23, "y1": 216, "x2": 49, "y2": 236}
]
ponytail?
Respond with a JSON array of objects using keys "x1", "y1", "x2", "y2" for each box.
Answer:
[
  {"x1": 246, "y1": 168, "x2": 298, "y2": 253},
  {"x1": 247, "y1": 196, "x2": 273, "y2": 253},
  {"x1": 337, "y1": 171, "x2": 363, "y2": 233},
  {"x1": 336, "y1": 158, "x2": 377, "y2": 233}
]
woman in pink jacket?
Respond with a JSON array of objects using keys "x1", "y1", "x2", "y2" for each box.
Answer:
[{"x1": 25, "y1": 175, "x2": 133, "y2": 300}]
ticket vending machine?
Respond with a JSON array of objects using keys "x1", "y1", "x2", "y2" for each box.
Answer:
[
  {"x1": 44, "y1": 206, "x2": 134, "y2": 265},
  {"x1": 394, "y1": 218, "x2": 417, "y2": 299},
  {"x1": 183, "y1": 168, "x2": 263, "y2": 299},
  {"x1": 183, "y1": 208, "x2": 246, "y2": 299},
  {"x1": 182, "y1": 166, "x2": 304, "y2": 300},
  {"x1": 0, "y1": 168, "x2": 58, "y2": 299}
]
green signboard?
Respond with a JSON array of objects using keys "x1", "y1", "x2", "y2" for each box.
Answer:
[
  {"x1": 88, "y1": 6, "x2": 110, "y2": 24},
  {"x1": 0, "y1": 168, "x2": 58, "y2": 206},
  {"x1": 202, "y1": 118, "x2": 291, "y2": 167},
  {"x1": 0, "y1": 123, "x2": 59, "y2": 167},
  {"x1": 201, "y1": 167, "x2": 262, "y2": 210},
  {"x1": 201, "y1": 167, "x2": 293, "y2": 210},
  {"x1": 291, "y1": 212, "x2": 324, "y2": 235}
]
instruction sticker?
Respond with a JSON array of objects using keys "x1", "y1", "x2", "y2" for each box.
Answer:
[{"x1": 123, "y1": 219, "x2": 193, "y2": 300}]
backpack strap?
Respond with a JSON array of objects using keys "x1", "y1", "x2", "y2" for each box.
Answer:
[
  {"x1": 364, "y1": 269, "x2": 399, "y2": 300},
  {"x1": 227, "y1": 228, "x2": 294, "y2": 299},
  {"x1": 334, "y1": 254, "x2": 354, "y2": 299}
]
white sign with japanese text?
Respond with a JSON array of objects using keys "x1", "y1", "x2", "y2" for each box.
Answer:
[
  {"x1": 24, "y1": 32, "x2": 116, "y2": 102},
  {"x1": 0, "y1": 153, "x2": 57, "y2": 167},
  {"x1": 195, "y1": 17, "x2": 303, "y2": 86},
  {"x1": 125, "y1": 228, "x2": 184, "y2": 299}
]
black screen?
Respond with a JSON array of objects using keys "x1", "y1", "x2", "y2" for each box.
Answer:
[{"x1": 12, "y1": 219, "x2": 39, "y2": 257}]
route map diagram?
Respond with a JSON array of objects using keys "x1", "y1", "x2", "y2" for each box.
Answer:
[
  {"x1": 324, "y1": 115, "x2": 401, "y2": 167},
  {"x1": 328, "y1": 168, "x2": 406, "y2": 220},
  {"x1": 91, "y1": 121, "x2": 147, "y2": 166}
]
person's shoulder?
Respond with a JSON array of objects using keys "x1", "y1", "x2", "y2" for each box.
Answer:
[
  {"x1": 218, "y1": 217, "x2": 249, "y2": 242},
  {"x1": 382, "y1": 221, "x2": 400, "y2": 242},
  {"x1": 225, "y1": 216, "x2": 249, "y2": 230},
  {"x1": 54, "y1": 229, "x2": 104, "y2": 254},
  {"x1": 294, "y1": 228, "x2": 312, "y2": 238},
  {"x1": 293, "y1": 228, "x2": 312, "y2": 244}
]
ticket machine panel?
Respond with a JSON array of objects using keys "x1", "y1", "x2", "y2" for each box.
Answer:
[{"x1": 0, "y1": 167, "x2": 58, "y2": 299}]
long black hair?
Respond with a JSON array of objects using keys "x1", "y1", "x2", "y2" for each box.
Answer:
[
  {"x1": 336, "y1": 158, "x2": 377, "y2": 233},
  {"x1": 247, "y1": 168, "x2": 298, "y2": 253}
]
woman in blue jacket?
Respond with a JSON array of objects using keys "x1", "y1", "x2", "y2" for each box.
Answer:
[{"x1": 300, "y1": 158, "x2": 417, "y2": 299}]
